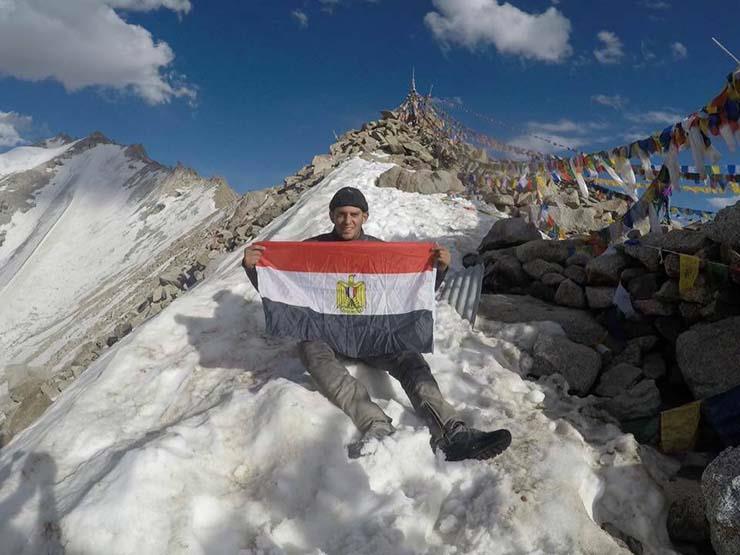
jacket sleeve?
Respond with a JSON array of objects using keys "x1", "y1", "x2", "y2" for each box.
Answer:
[
  {"x1": 242, "y1": 259, "x2": 259, "y2": 291},
  {"x1": 434, "y1": 265, "x2": 448, "y2": 291}
]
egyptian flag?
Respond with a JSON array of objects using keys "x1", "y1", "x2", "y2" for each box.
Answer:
[{"x1": 255, "y1": 241, "x2": 436, "y2": 358}]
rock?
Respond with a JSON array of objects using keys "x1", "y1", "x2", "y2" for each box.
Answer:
[
  {"x1": 477, "y1": 294, "x2": 607, "y2": 345},
  {"x1": 634, "y1": 298, "x2": 676, "y2": 316},
  {"x1": 642, "y1": 352, "x2": 667, "y2": 379},
  {"x1": 478, "y1": 218, "x2": 541, "y2": 251},
  {"x1": 554, "y1": 279, "x2": 586, "y2": 308},
  {"x1": 114, "y1": 322, "x2": 132, "y2": 339},
  {"x1": 585, "y1": 286, "x2": 615, "y2": 309},
  {"x1": 648, "y1": 229, "x2": 711, "y2": 255},
  {"x1": 702, "y1": 446, "x2": 740, "y2": 555},
  {"x1": 654, "y1": 317, "x2": 684, "y2": 343},
  {"x1": 490, "y1": 255, "x2": 528, "y2": 286},
  {"x1": 666, "y1": 478, "x2": 709, "y2": 545},
  {"x1": 595, "y1": 363, "x2": 643, "y2": 397},
  {"x1": 193, "y1": 270, "x2": 204, "y2": 281},
  {"x1": 375, "y1": 166, "x2": 463, "y2": 194},
  {"x1": 146, "y1": 303, "x2": 163, "y2": 319},
  {"x1": 106, "y1": 335, "x2": 118, "y2": 347},
  {"x1": 628, "y1": 273, "x2": 661, "y2": 300},
  {"x1": 598, "y1": 379, "x2": 661, "y2": 420},
  {"x1": 546, "y1": 205, "x2": 600, "y2": 233},
  {"x1": 462, "y1": 253, "x2": 483, "y2": 267},
  {"x1": 564, "y1": 265, "x2": 587, "y2": 285},
  {"x1": 483, "y1": 191, "x2": 516, "y2": 209},
  {"x1": 516, "y1": 239, "x2": 581, "y2": 264},
  {"x1": 621, "y1": 267, "x2": 647, "y2": 283},
  {"x1": 664, "y1": 254, "x2": 681, "y2": 278},
  {"x1": 566, "y1": 252, "x2": 592, "y2": 267},
  {"x1": 6, "y1": 387, "x2": 52, "y2": 441},
  {"x1": 152, "y1": 285, "x2": 167, "y2": 303},
  {"x1": 623, "y1": 243, "x2": 662, "y2": 272},
  {"x1": 541, "y1": 272, "x2": 565, "y2": 286},
  {"x1": 163, "y1": 284, "x2": 180, "y2": 300},
  {"x1": 679, "y1": 302, "x2": 703, "y2": 323},
  {"x1": 655, "y1": 279, "x2": 680, "y2": 302},
  {"x1": 527, "y1": 281, "x2": 555, "y2": 303},
  {"x1": 676, "y1": 317, "x2": 740, "y2": 398},
  {"x1": 600, "y1": 522, "x2": 644, "y2": 555},
  {"x1": 194, "y1": 252, "x2": 211, "y2": 270},
  {"x1": 530, "y1": 334, "x2": 601, "y2": 395},
  {"x1": 159, "y1": 271, "x2": 182, "y2": 288},
  {"x1": 523, "y1": 259, "x2": 564, "y2": 280},
  {"x1": 586, "y1": 252, "x2": 630, "y2": 286}
]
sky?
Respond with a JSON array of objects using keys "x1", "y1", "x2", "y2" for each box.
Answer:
[{"x1": 0, "y1": 0, "x2": 738, "y2": 210}]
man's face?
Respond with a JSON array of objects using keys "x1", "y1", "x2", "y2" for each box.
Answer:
[{"x1": 330, "y1": 206, "x2": 368, "y2": 240}]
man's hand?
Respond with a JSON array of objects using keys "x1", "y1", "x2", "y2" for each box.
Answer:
[
  {"x1": 431, "y1": 244, "x2": 451, "y2": 270},
  {"x1": 242, "y1": 244, "x2": 265, "y2": 269}
]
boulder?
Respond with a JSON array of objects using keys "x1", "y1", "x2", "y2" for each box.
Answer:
[
  {"x1": 490, "y1": 255, "x2": 528, "y2": 286},
  {"x1": 523, "y1": 259, "x2": 564, "y2": 280},
  {"x1": 666, "y1": 478, "x2": 709, "y2": 545},
  {"x1": 484, "y1": 192, "x2": 516, "y2": 209},
  {"x1": 676, "y1": 317, "x2": 740, "y2": 398},
  {"x1": 477, "y1": 294, "x2": 607, "y2": 345},
  {"x1": 621, "y1": 267, "x2": 647, "y2": 283},
  {"x1": 586, "y1": 252, "x2": 630, "y2": 286},
  {"x1": 565, "y1": 252, "x2": 592, "y2": 267},
  {"x1": 585, "y1": 286, "x2": 615, "y2": 309},
  {"x1": 516, "y1": 239, "x2": 580, "y2": 264},
  {"x1": 642, "y1": 352, "x2": 667, "y2": 379},
  {"x1": 114, "y1": 322, "x2": 132, "y2": 340},
  {"x1": 546, "y1": 204, "x2": 599, "y2": 233},
  {"x1": 628, "y1": 273, "x2": 661, "y2": 300},
  {"x1": 598, "y1": 379, "x2": 661, "y2": 420},
  {"x1": 554, "y1": 279, "x2": 586, "y2": 308},
  {"x1": 595, "y1": 363, "x2": 643, "y2": 397},
  {"x1": 663, "y1": 253, "x2": 681, "y2": 279},
  {"x1": 702, "y1": 446, "x2": 740, "y2": 555},
  {"x1": 478, "y1": 218, "x2": 541, "y2": 251},
  {"x1": 530, "y1": 334, "x2": 601, "y2": 395},
  {"x1": 527, "y1": 282, "x2": 556, "y2": 303},
  {"x1": 634, "y1": 298, "x2": 676, "y2": 317},
  {"x1": 541, "y1": 272, "x2": 565, "y2": 286},
  {"x1": 646, "y1": 229, "x2": 711, "y2": 255},
  {"x1": 375, "y1": 166, "x2": 463, "y2": 194},
  {"x1": 159, "y1": 271, "x2": 182, "y2": 288},
  {"x1": 311, "y1": 154, "x2": 334, "y2": 174},
  {"x1": 623, "y1": 243, "x2": 662, "y2": 272},
  {"x1": 5, "y1": 387, "x2": 52, "y2": 442},
  {"x1": 564, "y1": 265, "x2": 587, "y2": 285}
]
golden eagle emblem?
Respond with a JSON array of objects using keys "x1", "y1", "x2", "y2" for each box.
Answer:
[{"x1": 336, "y1": 274, "x2": 366, "y2": 314}]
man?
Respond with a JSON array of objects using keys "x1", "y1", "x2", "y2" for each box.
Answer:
[{"x1": 243, "y1": 186, "x2": 511, "y2": 461}]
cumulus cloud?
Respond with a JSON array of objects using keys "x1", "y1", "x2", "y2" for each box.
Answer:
[
  {"x1": 292, "y1": 9, "x2": 309, "y2": 27},
  {"x1": 591, "y1": 94, "x2": 628, "y2": 110},
  {"x1": 424, "y1": 0, "x2": 573, "y2": 63},
  {"x1": 526, "y1": 119, "x2": 608, "y2": 134},
  {"x1": 0, "y1": 111, "x2": 33, "y2": 147},
  {"x1": 626, "y1": 110, "x2": 683, "y2": 125},
  {"x1": 593, "y1": 31, "x2": 624, "y2": 64},
  {"x1": 671, "y1": 42, "x2": 688, "y2": 60},
  {"x1": 0, "y1": 0, "x2": 195, "y2": 105},
  {"x1": 707, "y1": 196, "x2": 740, "y2": 210}
]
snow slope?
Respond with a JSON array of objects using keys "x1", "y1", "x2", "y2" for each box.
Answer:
[
  {"x1": 0, "y1": 158, "x2": 676, "y2": 554},
  {"x1": 0, "y1": 138, "x2": 232, "y2": 383}
]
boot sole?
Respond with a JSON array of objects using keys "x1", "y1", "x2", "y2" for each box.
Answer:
[{"x1": 445, "y1": 430, "x2": 512, "y2": 462}]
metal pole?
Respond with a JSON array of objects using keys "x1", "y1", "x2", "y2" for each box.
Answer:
[{"x1": 712, "y1": 37, "x2": 740, "y2": 66}]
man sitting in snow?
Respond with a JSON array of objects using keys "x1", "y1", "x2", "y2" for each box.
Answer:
[{"x1": 242, "y1": 186, "x2": 511, "y2": 460}]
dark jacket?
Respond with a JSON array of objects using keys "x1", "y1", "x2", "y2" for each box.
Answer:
[{"x1": 242, "y1": 228, "x2": 448, "y2": 290}]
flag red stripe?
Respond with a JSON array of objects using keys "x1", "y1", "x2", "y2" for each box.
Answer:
[{"x1": 255, "y1": 241, "x2": 435, "y2": 273}]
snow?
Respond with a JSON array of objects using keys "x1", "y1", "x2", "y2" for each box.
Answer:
[
  {"x1": 0, "y1": 142, "x2": 222, "y2": 378},
  {"x1": 0, "y1": 157, "x2": 676, "y2": 554},
  {"x1": 0, "y1": 141, "x2": 76, "y2": 177}
]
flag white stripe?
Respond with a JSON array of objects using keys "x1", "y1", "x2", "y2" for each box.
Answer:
[{"x1": 257, "y1": 267, "x2": 436, "y2": 316}]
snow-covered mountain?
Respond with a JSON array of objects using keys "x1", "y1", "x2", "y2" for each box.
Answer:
[
  {"x1": 0, "y1": 134, "x2": 237, "y2": 403},
  {"x1": 0, "y1": 157, "x2": 676, "y2": 554}
]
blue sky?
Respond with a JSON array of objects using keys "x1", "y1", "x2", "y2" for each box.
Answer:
[{"x1": 0, "y1": 0, "x2": 738, "y2": 210}]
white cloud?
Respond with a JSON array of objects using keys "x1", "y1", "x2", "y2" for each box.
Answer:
[
  {"x1": 526, "y1": 119, "x2": 608, "y2": 134},
  {"x1": 626, "y1": 110, "x2": 682, "y2": 125},
  {"x1": 707, "y1": 196, "x2": 740, "y2": 210},
  {"x1": 509, "y1": 132, "x2": 587, "y2": 154},
  {"x1": 591, "y1": 94, "x2": 628, "y2": 110},
  {"x1": 639, "y1": 0, "x2": 670, "y2": 9},
  {"x1": 292, "y1": 9, "x2": 309, "y2": 27},
  {"x1": 0, "y1": 111, "x2": 33, "y2": 147},
  {"x1": 0, "y1": 0, "x2": 195, "y2": 105},
  {"x1": 593, "y1": 31, "x2": 624, "y2": 64},
  {"x1": 671, "y1": 42, "x2": 688, "y2": 60},
  {"x1": 424, "y1": 0, "x2": 573, "y2": 63}
]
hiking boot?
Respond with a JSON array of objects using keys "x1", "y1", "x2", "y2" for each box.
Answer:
[
  {"x1": 432, "y1": 421, "x2": 511, "y2": 462},
  {"x1": 347, "y1": 420, "x2": 396, "y2": 459}
]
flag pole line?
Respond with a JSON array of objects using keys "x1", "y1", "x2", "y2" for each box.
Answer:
[{"x1": 712, "y1": 37, "x2": 740, "y2": 67}]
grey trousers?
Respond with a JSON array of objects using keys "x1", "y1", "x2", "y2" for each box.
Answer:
[{"x1": 298, "y1": 340, "x2": 458, "y2": 441}]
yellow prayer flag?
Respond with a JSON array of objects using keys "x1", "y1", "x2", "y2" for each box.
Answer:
[
  {"x1": 679, "y1": 254, "x2": 700, "y2": 294},
  {"x1": 661, "y1": 400, "x2": 702, "y2": 453}
]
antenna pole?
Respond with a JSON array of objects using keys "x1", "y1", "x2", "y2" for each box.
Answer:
[{"x1": 712, "y1": 37, "x2": 740, "y2": 66}]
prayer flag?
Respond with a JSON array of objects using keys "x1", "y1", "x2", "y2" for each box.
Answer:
[
  {"x1": 661, "y1": 401, "x2": 702, "y2": 453},
  {"x1": 679, "y1": 254, "x2": 700, "y2": 294}
]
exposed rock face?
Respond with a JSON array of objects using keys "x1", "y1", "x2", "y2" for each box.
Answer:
[
  {"x1": 478, "y1": 218, "x2": 540, "y2": 252},
  {"x1": 703, "y1": 447, "x2": 740, "y2": 555},
  {"x1": 676, "y1": 317, "x2": 740, "y2": 398},
  {"x1": 375, "y1": 166, "x2": 463, "y2": 194},
  {"x1": 530, "y1": 334, "x2": 601, "y2": 395}
]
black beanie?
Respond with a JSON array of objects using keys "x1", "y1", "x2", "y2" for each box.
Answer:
[{"x1": 329, "y1": 187, "x2": 369, "y2": 213}]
